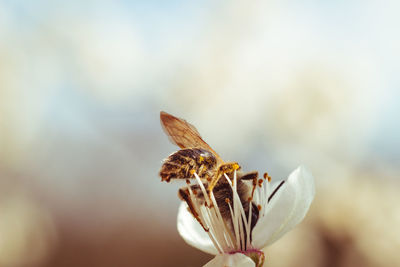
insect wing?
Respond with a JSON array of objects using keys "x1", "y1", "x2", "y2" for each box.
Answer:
[{"x1": 160, "y1": 111, "x2": 223, "y2": 163}]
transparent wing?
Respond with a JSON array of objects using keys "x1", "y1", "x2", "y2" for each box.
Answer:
[{"x1": 160, "y1": 111, "x2": 224, "y2": 163}]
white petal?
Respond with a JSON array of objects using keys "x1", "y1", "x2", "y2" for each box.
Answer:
[
  {"x1": 177, "y1": 202, "x2": 218, "y2": 255},
  {"x1": 252, "y1": 165, "x2": 315, "y2": 248},
  {"x1": 203, "y1": 253, "x2": 256, "y2": 267}
]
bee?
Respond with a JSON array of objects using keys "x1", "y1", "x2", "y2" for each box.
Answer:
[{"x1": 159, "y1": 111, "x2": 260, "y2": 232}]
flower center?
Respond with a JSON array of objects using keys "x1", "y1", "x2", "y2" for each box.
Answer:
[{"x1": 183, "y1": 170, "x2": 272, "y2": 254}]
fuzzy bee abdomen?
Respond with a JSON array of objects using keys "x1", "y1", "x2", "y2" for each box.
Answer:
[{"x1": 159, "y1": 148, "x2": 218, "y2": 182}]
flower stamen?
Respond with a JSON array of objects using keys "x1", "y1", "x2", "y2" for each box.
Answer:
[{"x1": 183, "y1": 170, "x2": 278, "y2": 254}]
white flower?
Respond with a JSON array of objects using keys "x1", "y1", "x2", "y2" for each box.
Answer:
[{"x1": 177, "y1": 165, "x2": 315, "y2": 267}]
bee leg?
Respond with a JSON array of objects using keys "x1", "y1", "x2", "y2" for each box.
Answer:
[
  {"x1": 178, "y1": 186, "x2": 209, "y2": 232},
  {"x1": 207, "y1": 162, "x2": 240, "y2": 193}
]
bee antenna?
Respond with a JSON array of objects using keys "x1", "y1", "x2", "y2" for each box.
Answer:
[{"x1": 268, "y1": 180, "x2": 285, "y2": 202}]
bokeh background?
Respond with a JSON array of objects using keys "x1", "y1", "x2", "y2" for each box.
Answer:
[{"x1": 0, "y1": 1, "x2": 399, "y2": 266}]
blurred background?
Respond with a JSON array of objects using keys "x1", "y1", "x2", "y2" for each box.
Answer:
[{"x1": 0, "y1": 0, "x2": 399, "y2": 266}]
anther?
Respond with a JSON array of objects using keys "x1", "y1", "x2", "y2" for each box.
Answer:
[
  {"x1": 268, "y1": 176, "x2": 271, "y2": 182},
  {"x1": 258, "y1": 179, "x2": 263, "y2": 187},
  {"x1": 225, "y1": 198, "x2": 230, "y2": 204},
  {"x1": 190, "y1": 169, "x2": 195, "y2": 175},
  {"x1": 257, "y1": 205, "x2": 262, "y2": 211},
  {"x1": 263, "y1": 172, "x2": 268, "y2": 179},
  {"x1": 233, "y1": 163, "x2": 240, "y2": 170},
  {"x1": 186, "y1": 179, "x2": 191, "y2": 185},
  {"x1": 248, "y1": 197, "x2": 253, "y2": 201}
]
